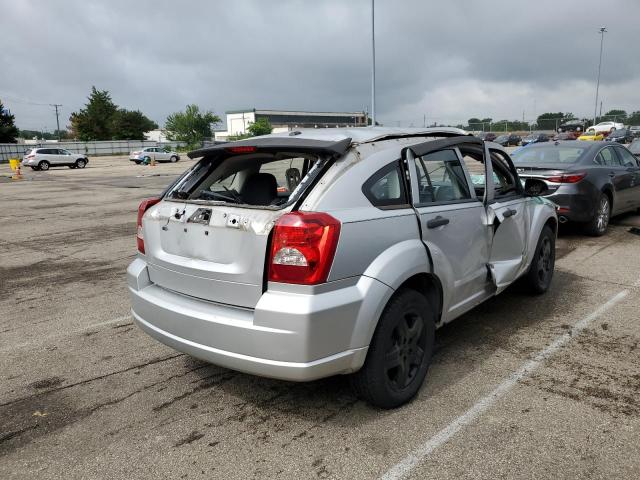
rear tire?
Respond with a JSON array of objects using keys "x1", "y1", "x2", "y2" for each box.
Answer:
[
  {"x1": 585, "y1": 193, "x2": 610, "y2": 236},
  {"x1": 75, "y1": 159, "x2": 86, "y2": 169},
  {"x1": 523, "y1": 225, "x2": 555, "y2": 294},
  {"x1": 38, "y1": 161, "x2": 49, "y2": 171},
  {"x1": 351, "y1": 289, "x2": 435, "y2": 409}
]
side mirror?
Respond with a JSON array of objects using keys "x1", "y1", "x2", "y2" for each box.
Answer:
[{"x1": 524, "y1": 178, "x2": 547, "y2": 197}]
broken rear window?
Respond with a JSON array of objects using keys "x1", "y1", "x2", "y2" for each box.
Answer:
[{"x1": 166, "y1": 151, "x2": 327, "y2": 209}]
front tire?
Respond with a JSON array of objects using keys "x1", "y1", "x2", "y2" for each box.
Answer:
[
  {"x1": 351, "y1": 289, "x2": 435, "y2": 409},
  {"x1": 75, "y1": 159, "x2": 87, "y2": 169},
  {"x1": 523, "y1": 225, "x2": 555, "y2": 294},
  {"x1": 585, "y1": 193, "x2": 610, "y2": 236},
  {"x1": 170, "y1": 155, "x2": 178, "y2": 163}
]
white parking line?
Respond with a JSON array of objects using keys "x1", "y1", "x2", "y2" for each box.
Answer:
[
  {"x1": 380, "y1": 289, "x2": 629, "y2": 480},
  {"x1": 0, "y1": 314, "x2": 132, "y2": 354}
]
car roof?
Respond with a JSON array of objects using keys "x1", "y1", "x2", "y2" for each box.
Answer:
[{"x1": 189, "y1": 127, "x2": 471, "y2": 158}]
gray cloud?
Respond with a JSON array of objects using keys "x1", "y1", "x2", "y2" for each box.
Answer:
[{"x1": 2, "y1": 0, "x2": 639, "y2": 131}]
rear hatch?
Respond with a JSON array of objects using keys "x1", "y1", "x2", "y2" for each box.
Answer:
[{"x1": 141, "y1": 137, "x2": 350, "y2": 308}]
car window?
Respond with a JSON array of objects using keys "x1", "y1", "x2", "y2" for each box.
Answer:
[
  {"x1": 490, "y1": 149, "x2": 521, "y2": 198},
  {"x1": 362, "y1": 161, "x2": 408, "y2": 208},
  {"x1": 596, "y1": 147, "x2": 622, "y2": 166},
  {"x1": 513, "y1": 146, "x2": 585, "y2": 164},
  {"x1": 615, "y1": 147, "x2": 638, "y2": 167},
  {"x1": 412, "y1": 149, "x2": 472, "y2": 204}
]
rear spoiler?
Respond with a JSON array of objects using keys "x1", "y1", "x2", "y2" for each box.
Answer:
[{"x1": 188, "y1": 137, "x2": 352, "y2": 159}]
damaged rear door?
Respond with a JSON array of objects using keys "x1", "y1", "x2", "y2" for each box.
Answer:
[{"x1": 484, "y1": 144, "x2": 530, "y2": 292}]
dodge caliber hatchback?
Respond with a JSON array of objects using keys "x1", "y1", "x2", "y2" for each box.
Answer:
[{"x1": 128, "y1": 128, "x2": 557, "y2": 408}]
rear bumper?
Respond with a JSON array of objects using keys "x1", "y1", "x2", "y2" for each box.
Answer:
[
  {"x1": 127, "y1": 258, "x2": 389, "y2": 381},
  {"x1": 544, "y1": 189, "x2": 597, "y2": 222}
]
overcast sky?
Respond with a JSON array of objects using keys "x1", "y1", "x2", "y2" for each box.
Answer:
[{"x1": 2, "y1": 0, "x2": 640, "y2": 131}]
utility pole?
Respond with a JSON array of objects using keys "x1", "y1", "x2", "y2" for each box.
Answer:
[
  {"x1": 593, "y1": 27, "x2": 607, "y2": 127},
  {"x1": 51, "y1": 104, "x2": 62, "y2": 141},
  {"x1": 423, "y1": 114, "x2": 426, "y2": 128},
  {"x1": 371, "y1": 0, "x2": 376, "y2": 127}
]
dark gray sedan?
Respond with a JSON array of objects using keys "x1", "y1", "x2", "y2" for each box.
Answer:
[{"x1": 512, "y1": 141, "x2": 640, "y2": 235}]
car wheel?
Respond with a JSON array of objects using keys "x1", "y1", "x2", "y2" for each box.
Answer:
[
  {"x1": 134, "y1": 160, "x2": 142, "y2": 165},
  {"x1": 585, "y1": 193, "x2": 611, "y2": 236},
  {"x1": 351, "y1": 288, "x2": 435, "y2": 409},
  {"x1": 38, "y1": 160, "x2": 50, "y2": 171},
  {"x1": 523, "y1": 225, "x2": 555, "y2": 294},
  {"x1": 170, "y1": 155, "x2": 178, "y2": 163},
  {"x1": 75, "y1": 159, "x2": 87, "y2": 169}
]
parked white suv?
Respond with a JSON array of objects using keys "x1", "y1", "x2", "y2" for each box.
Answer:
[
  {"x1": 128, "y1": 128, "x2": 557, "y2": 408},
  {"x1": 21, "y1": 148, "x2": 89, "y2": 170},
  {"x1": 588, "y1": 121, "x2": 625, "y2": 134}
]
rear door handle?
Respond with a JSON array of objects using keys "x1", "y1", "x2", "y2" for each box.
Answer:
[
  {"x1": 503, "y1": 208, "x2": 517, "y2": 218},
  {"x1": 426, "y1": 216, "x2": 450, "y2": 229}
]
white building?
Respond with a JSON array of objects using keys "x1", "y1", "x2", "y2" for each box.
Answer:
[
  {"x1": 144, "y1": 129, "x2": 170, "y2": 142},
  {"x1": 215, "y1": 108, "x2": 368, "y2": 141}
]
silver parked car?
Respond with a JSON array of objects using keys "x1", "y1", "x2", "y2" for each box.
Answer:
[
  {"x1": 21, "y1": 147, "x2": 89, "y2": 170},
  {"x1": 129, "y1": 146, "x2": 180, "y2": 164},
  {"x1": 127, "y1": 128, "x2": 557, "y2": 408}
]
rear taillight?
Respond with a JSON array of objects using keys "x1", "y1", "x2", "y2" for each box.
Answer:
[
  {"x1": 268, "y1": 212, "x2": 341, "y2": 285},
  {"x1": 136, "y1": 198, "x2": 160, "y2": 254},
  {"x1": 546, "y1": 172, "x2": 587, "y2": 183}
]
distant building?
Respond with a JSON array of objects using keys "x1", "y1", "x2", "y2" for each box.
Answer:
[
  {"x1": 215, "y1": 108, "x2": 368, "y2": 141},
  {"x1": 144, "y1": 129, "x2": 170, "y2": 142}
]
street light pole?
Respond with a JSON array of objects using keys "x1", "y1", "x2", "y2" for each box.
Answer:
[
  {"x1": 593, "y1": 27, "x2": 607, "y2": 127},
  {"x1": 371, "y1": 0, "x2": 376, "y2": 127}
]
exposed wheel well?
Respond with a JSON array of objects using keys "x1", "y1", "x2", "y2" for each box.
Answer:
[
  {"x1": 601, "y1": 187, "x2": 613, "y2": 208},
  {"x1": 544, "y1": 217, "x2": 557, "y2": 236},
  {"x1": 397, "y1": 273, "x2": 443, "y2": 325}
]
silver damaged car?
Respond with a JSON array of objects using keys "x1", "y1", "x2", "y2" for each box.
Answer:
[{"x1": 127, "y1": 128, "x2": 557, "y2": 408}]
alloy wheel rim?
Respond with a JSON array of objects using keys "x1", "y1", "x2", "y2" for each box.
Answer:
[
  {"x1": 384, "y1": 311, "x2": 426, "y2": 390},
  {"x1": 596, "y1": 197, "x2": 609, "y2": 232},
  {"x1": 537, "y1": 237, "x2": 553, "y2": 283}
]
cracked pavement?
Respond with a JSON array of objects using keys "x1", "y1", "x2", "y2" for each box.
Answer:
[{"x1": 1, "y1": 156, "x2": 639, "y2": 479}]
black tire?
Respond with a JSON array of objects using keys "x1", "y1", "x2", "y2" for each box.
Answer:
[
  {"x1": 351, "y1": 288, "x2": 435, "y2": 409},
  {"x1": 170, "y1": 155, "x2": 178, "y2": 163},
  {"x1": 584, "y1": 193, "x2": 611, "y2": 236},
  {"x1": 75, "y1": 158, "x2": 86, "y2": 169},
  {"x1": 523, "y1": 225, "x2": 555, "y2": 294},
  {"x1": 134, "y1": 160, "x2": 142, "y2": 165},
  {"x1": 38, "y1": 160, "x2": 49, "y2": 171}
]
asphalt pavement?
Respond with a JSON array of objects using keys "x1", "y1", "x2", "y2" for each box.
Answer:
[{"x1": 0, "y1": 155, "x2": 639, "y2": 479}]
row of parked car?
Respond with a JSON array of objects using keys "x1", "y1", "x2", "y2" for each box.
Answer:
[{"x1": 128, "y1": 126, "x2": 640, "y2": 409}]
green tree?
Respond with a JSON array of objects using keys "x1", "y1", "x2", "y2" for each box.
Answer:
[
  {"x1": 111, "y1": 109, "x2": 158, "y2": 140},
  {"x1": 627, "y1": 111, "x2": 640, "y2": 125},
  {"x1": 165, "y1": 104, "x2": 220, "y2": 148},
  {"x1": 0, "y1": 100, "x2": 19, "y2": 143},
  {"x1": 247, "y1": 118, "x2": 273, "y2": 136},
  {"x1": 536, "y1": 112, "x2": 567, "y2": 131},
  {"x1": 69, "y1": 87, "x2": 118, "y2": 140},
  {"x1": 602, "y1": 109, "x2": 627, "y2": 122}
]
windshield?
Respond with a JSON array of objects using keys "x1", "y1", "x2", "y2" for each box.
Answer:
[{"x1": 512, "y1": 146, "x2": 586, "y2": 164}]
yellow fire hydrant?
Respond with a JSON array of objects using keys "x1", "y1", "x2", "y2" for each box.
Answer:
[{"x1": 9, "y1": 159, "x2": 23, "y2": 180}]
